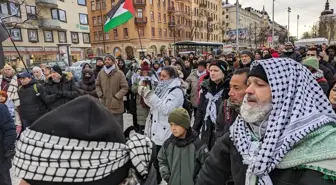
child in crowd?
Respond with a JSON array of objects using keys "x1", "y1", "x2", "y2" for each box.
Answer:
[
  {"x1": 158, "y1": 107, "x2": 208, "y2": 185},
  {"x1": 0, "y1": 90, "x2": 21, "y2": 135}
]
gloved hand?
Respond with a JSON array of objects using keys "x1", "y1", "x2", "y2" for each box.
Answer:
[
  {"x1": 16, "y1": 125, "x2": 22, "y2": 136},
  {"x1": 56, "y1": 90, "x2": 63, "y2": 98},
  {"x1": 137, "y1": 86, "x2": 152, "y2": 98}
]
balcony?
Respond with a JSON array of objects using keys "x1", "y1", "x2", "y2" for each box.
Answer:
[
  {"x1": 167, "y1": 7, "x2": 175, "y2": 14},
  {"x1": 168, "y1": 21, "x2": 176, "y2": 28},
  {"x1": 134, "y1": 0, "x2": 146, "y2": 7},
  {"x1": 134, "y1": 17, "x2": 147, "y2": 25},
  {"x1": 36, "y1": 0, "x2": 58, "y2": 8},
  {"x1": 0, "y1": 15, "x2": 22, "y2": 26},
  {"x1": 38, "y1": 18, "x2": 62, "y2": 30}
]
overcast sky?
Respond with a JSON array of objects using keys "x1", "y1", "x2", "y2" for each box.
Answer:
[{"x1": 227, "y1": 0, "x2": 329, "y2": 39}]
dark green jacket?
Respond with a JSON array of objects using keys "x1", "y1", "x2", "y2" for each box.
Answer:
[{"x1": 158, "y1": 129, "x2": 209, "y2": 185}]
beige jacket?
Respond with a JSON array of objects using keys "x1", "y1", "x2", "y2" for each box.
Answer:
[{"x1": 96, "y1": 68, "x2": 129, "y2": 114}]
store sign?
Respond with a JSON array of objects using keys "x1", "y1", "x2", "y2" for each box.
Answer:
[{"x1": 76, "y1": 24, "x2": 89, "y2": 31}]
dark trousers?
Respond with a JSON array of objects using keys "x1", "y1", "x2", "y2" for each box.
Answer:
[
  {"x1": 153, "y1": 145, "x2": 162, "y2": 183},
  {"x1": 0, "y1": 169, "x2": 12, "y2": 185}
]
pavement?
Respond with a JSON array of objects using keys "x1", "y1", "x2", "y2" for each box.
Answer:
[{"x1": 11, "y1": 113, "x2": 135, "y2": 185}]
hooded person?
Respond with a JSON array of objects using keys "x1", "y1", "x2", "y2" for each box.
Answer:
[
  {"x1": 117, "y1": 58, "x2": 129, "y2": 76},
  {"x1": 32, "y1": 67, "x2": 45, "y2": 84},
  {"x1": 78, "y1": 68, "x2": 98, "y2": 97},
  {"x1": 151, "y1": 60, "x2": 162, "y2": 81},
  {"x1": 197, "y1": 58, "x2": 336, "y2": 185},
  {"x1": 14, "y1": 96, "x2": 155, "y2": 185}
]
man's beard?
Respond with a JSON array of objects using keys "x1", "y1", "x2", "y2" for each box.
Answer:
[{"x1": 240, "y1": 95, "x2": 273, "y2": 124}]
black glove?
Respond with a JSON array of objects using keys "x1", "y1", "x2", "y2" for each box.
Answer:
[
  {"x1": 4, "y1": 149, "x2": 15, "y2": 160},
  {"x1": 56, "y1": 90, "x2": 63, "y2": 96}
]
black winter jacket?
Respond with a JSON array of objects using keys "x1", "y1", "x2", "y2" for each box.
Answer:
[
  {"x1": 197, "y1": 133, "x2": 336, "y2": 185},
  {"x1": 280, "y1": 51, "x2": 302, "y2": 62},
  {"x1": 320, "y1": 59, "x2": 336, "y2": 74},
  {"x1": 320, "y1": 65, "x2": 335, "y2": 88},
  {"x1": 0, "y1": 104, "x2": 16, "y2": 171},
  {"x1": 18, "y1": 79, "x2": 47, "y2": 123},
  {"x1": 44, "y1": 73, "x2": 80, "y2": 110},
  {"x1": 215, "y1": 99, "x2": 239, "y2": 139},
  {"x1": 193, "y1": 78, "x2": 227, "y2": 149},
  {"x1": 78, "y1": 69, "x2": 98, "y2": 97}
]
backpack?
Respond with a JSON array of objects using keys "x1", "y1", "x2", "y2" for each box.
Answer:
[
  {"x1": 169, "y1": 86, "x2": 193, "y2": 112},
  {"x1": 19, "y1": 84, "x2": 40, "y2": 96}
]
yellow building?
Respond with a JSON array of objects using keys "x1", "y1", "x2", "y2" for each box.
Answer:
[
  {"x1": 2, "y1": 0, "x2": 91, "y2": 68},
  {"x1": 88, "y1": 0, "x2": 222, "y2": 58}
]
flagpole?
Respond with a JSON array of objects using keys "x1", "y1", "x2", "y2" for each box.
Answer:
[
  {"x1": 136, "y1": 26, "x2": 144, "y2": 58},
  {"x1": 0, "y1": 16, "x2": 29, "y2": 72},
  {"x1": 100, "y1": 1, "x2": 106, "y2": 55}
]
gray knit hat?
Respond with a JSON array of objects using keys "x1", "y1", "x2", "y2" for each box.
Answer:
[{"x1": 241, "y1": 50, "x2": 254, "y2": 59}]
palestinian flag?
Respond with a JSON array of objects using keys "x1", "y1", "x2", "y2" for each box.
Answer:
[{"x1": 104, "y1": 0, "x2": 134, "y2": 32}]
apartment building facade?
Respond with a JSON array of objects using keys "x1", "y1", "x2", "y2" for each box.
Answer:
[
  {"x1": 89, "y1": 0, "x2": 222, "y2": 58},
  {"x1": 1, "y1": 0, "x2": 91, "y2": 68}
]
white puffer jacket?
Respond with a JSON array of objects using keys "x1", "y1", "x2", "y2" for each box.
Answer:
[{"x1": 144, "y1": 78, "x2": 184, "y2": 146}]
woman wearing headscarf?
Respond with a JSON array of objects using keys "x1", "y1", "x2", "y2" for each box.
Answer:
[
  {"x1": 137, "y1": 66, "x2": 184, "y2": 184},
  {"x1": 193, "y1": 60, "x2": 228, "y2": 149},
  {"x1": 32, "y1": 67, "x2": 45, "y2": 84},
  {"x1": 78, "y1": 67, "x2": 97, "y2": 98}
]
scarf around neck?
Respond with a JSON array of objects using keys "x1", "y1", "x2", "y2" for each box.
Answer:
[
  {"x1": 154, "y1": 78, "x2": 174, "y2": 98},
  {"x1": 103, "y1": 65, "x2": 115, "y2": 74},
  {"x1": 14, "y1": 128, "x2": 153, "y2": 182},
  {"x1": 204, "y1": 89, "x2": 224, "y2": 123},
  {"x1": 196, "y1": 70, "x2": 206, "y2": 77},
  {"x1": 230, "y1": 58, "x2": 336, "y2": 185}
]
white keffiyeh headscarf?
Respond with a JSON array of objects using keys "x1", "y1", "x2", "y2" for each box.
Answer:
[
  {"x1": 13, "y1": 128, "x2": 153, "y2": 182},
  {"x1": 230, "y1": 58, "x2": 336, "y2": 185}
]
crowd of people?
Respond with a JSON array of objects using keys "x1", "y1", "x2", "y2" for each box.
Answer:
[{"x1": 1, "y1": 41, "x2": 336, "y2": 185}]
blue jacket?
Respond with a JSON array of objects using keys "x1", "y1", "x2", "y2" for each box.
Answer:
[{"x1": 0, "y1": 104, "x2": 16, "y2": 171}]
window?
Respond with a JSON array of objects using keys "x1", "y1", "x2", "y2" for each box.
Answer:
[
  {"x1": 77, "y1": 0, "x2": 86, "y2": 5},
  {"x1": 169, "y1": 30, "x2": 172, "y2": 37},
  {"x1": 137, "y1": 9, "x2": 143, "y2": 18},
  {"x1": 139, "y1": 27, "x2": 144, "y2": 37},
  {"x1": 158, "y1": 28, "x2": 162, "y2": 37},
  {"x1": 163, "y1": 0, "x2": 166, "y2": 7},
  {"x1": 150, "y1": 11, "x2": 154, "y2": 21},
  {"x1": 163, "y1": 14, "x2": 166, "y2": 23},
  {"x1": 71, "y1": 32, "x2": 79, "y2": 43},
  {"x1": 105, "y1": 32, "x2": 109, "y2": 40},
  {"x1": 123, "y1": 28, "x2": 128, "y2": 38},
  {"x1": 79, "y1": 13, "x2": 88, "y2": 25},
  {"x1": 164, "y1": 29, "x2": 167, "y2": 37},
  {"x1": 51, "y1": 9, "x2": 67, "y2": 22},
  {"x1": 91, "y1": 0, "x2": 95, "y2": 10},
  {"x1": 97, "y1": 16, "x2": 102, "y2": 25},
  {"x1": 226, "y1": 15, "x2": 228, "y2": 19},
  {"x1": 58, "y1": 31, "x2": 67, "y2": 43},
  {"x1": 92, "y1": 17, "x2": 97, "y2": 25},
  {"x1": 83, "y1": 33, "x2": 90, "y2": 43},
  {"x1": 27, "y1": 29, "x2": 38, "y2": 42},
  {"x1": 102, "y1": 0, "x2": 106, "y2": 8},
  {"x1": 98, "y1": 31, "x2": 103, "y2": 40},
  {"x1": 44, "y1": 31, "x2": 53, "y2": 42},
  {"x1": 94, "y1": 32, "x2": 98, "y2": 41},
  {"x1": 158, "y1": 13, "x2": 161, "y2": 22},
  {"x1": 113, "y1": 29, "x2": 118, "y2": 39},
  {"x1": 0, "y1": 2, "x2": 21, "y2": 17},
  {"x1": 157, "y1": 0, "x2": 160, "y2": 7},
  {"x1": 96, "y1": 0, "x2": 101, "y2": 10},
  {"x1": 151, "y1": 27, "x2": 155, "y2": 37},
  {"x1": 10, "y1": 29, "x2": 22, "y2": 41},
  {"x1": 26, "y1": 6, "x2": 36, "y2": 19}
]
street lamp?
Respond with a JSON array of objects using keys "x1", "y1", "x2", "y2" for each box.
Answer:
[
  {"x1": 297, "y1": 15, "x2": 299, "y2": 40},
  {"x1": 272, "y1": 0, "x2": 275, "y2": 47},
  {"x1": 287, "y1": 7, "x2": 291, "y2": 42}
]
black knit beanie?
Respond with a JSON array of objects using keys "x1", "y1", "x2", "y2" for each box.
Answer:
[
  {"x1": 248, "y1": 65, "x2": 268, "y2": 84},
  {"x1": 209, "y1": 60, "x2": 228, "y2": 75},
  {"x1": 51, "y1": 65, "x2": 62, "y2": 76}
]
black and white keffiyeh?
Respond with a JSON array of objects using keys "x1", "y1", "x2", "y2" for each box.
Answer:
[
  {"x1": 13, "y1": 128, "x2": 153, "y2": 182},
  {"x1": 230, "y1": 58, "x2": 336, "y2": 185}
]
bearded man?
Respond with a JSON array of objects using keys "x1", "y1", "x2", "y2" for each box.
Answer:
[
  {"x1": 215, "y1": 68, "x2": 249, "y2": 138},
  {"x1": 197, "y1": 58, "x2": 336, "y2": 185}
]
